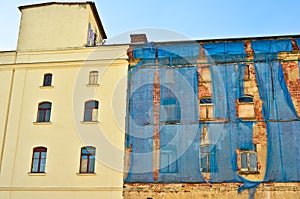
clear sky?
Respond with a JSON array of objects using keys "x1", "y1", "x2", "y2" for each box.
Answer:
[{"x1": 1, "y1": 0, "x2": 300, "y2": 50}]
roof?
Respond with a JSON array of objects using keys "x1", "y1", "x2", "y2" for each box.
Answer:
[{"x1": 18, "y1": 1, "x2": 107, "y2": 39}]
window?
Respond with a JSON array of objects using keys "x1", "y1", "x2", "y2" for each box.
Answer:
[
  {"x1": 84, "y1": 100, "x2": 99, "y2": 122},
  {"x1": 237, "y1": 96, "x2": 255, "y2": 118},
  {"x1": 160, "y1": 97, "x2": 180, "y2": 123},
  {"x1": 37, "y1": 102, "x2": 52, "y2": 122},
  {"x1": 200, "y1": 145, "x2": 216, "y2": 173},
  {"x1": 43, "y1": 73, "x2": 52, "y2": 86},
  {"x1": 88, "y1": 71, "x2": 98, "y2": 85},
  {"x1": 199, "y1": 97, "x2": 214, "y2": 120},
  {"x1": 240, "y1": 150, "x2": 258, "y2": 173},
  {"x1": 31, "y1": 147, "x2": 47, "y2": 173},
  {"x1": 80, "y1": 146, "x2": 96, "y2": 173},
  {"x1": 160, "y1": 147, "x2": 177, "y2": 173}
]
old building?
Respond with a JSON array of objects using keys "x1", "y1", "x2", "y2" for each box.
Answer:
[
  {"x1": 124, "y1": 35, "x2": 300, "y2": 199},
  {"x1": 0, "y1": 2, "x2": 128, "y2": 199},
  {"x1": 1, "y1": 2, "x2": 300, "y2": 199}
]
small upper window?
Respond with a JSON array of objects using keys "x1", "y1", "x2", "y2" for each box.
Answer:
[
  {"x1": 89, "y1": 71, "x2": 98, "y2": 85},
  {"x1": 37, "y1": 102, "x2": 52, "y2": 122},
  {"x1": 237, "y1": 96, "x2": 255, "y2": 118},
  {"x1": 84, "y1": 100, "x2": 99, "y2": 122},
  {"x1": 80, "y1": 146, "x2": 96, "y2": 173},
  {"x1": 31, "y1": 147, "x2": 47, "y2": 173},
  {"x1": 199, "y1": 97, "x2": 214, "y2": 120},
  {"x1": 43, "y1": 74, "x2": 52, "y2": 86}
]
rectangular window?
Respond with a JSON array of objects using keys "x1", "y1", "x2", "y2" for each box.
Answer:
[
  {"x1": 80, "y1": 147, "x2": 96, "y2": 173},
  {"x1": 160, "y1": 149, "x2": 177, "y2": 173},
  {"x1": 89, "y1": 71, "x2": 98, "y2": 85},
  {"x1": 31, "y1": 147, "x2": 47, "y2": 173},
  {"x1": 200, "y1": 145, "x2": 216, "y2": 173},
  {"x1": 240, "y1": 151, "x2": 258, "y2": 173}
]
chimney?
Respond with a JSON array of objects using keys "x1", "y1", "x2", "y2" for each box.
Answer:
[{"x1": 130, "y1": 34, "x2": 148, "y2": 43}]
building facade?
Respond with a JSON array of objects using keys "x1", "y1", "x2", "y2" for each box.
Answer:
[
  {"x1": 0, "y1": 2, "x2": 299, "y2": 199},
  {"x1": 124, "y1": 35, "x2": 300, "y2": 199},
  {"x1": 0, "y1": 2, "x2": 128, "y2": 199}
]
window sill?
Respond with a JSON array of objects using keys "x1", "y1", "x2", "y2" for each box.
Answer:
[
  {"x1": 40, "y1": 86, "x2": 54, "y2": 89},
  {"x1": 239, "y1": 171, "x2": 260, "y2": 175},
  {"x1": 237, "y1": 117, "x2": 256, "y2": 121},
  {"x1": 76, "y1": 173, "x2": 96, "y2": 176},
  {"x1": 28, "y1": 172, "x2": 46, "y2": 176},
  {"x1": 159, "y1": 121, "x2": 181, "y2": 125},
  {"x1": 33, "y1": 122, "x2": 52, "y2": 125},
  {"x1": 86, "y1": 84, "x2": 100, "y2": 87},
  {"x1": 81, "y1": 121, "x2": 100, "y2": 124}
]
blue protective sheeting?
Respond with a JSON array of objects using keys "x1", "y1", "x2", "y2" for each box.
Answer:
[
  {"x1": 125, "y1": 41, "x2": 300, "y2": 198},
  {"x1": 203, "y1": 42, "x2": 246, "y2": 62},
  {"x1": 251, "y1": 39, "x2": 292, "y2": 61},
  {"x1": 254, "y1": 62, "x2": 300, "y2": 182}
]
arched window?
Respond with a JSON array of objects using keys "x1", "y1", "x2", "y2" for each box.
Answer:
[
  {"x1": 89, "y1": 71, "x2": 98, "y2": 85},
  {"x1": 80, "y1": 146, "x2": 96, "y2": 173},
  {"x1": 31, "y1": 147, "x2": 47, "y2": 173},
  {"x1": 199, "y1": 97, "x2": 213, "y2": 120},
  {"x1": 37, "y1": 102, "x2": 52, "y2": 122},
  {"x1": 43, "y1": 73, "x2": 52, "y2": 86},
  {"x1": 237, "y1": 96, "x2": 255, "y2": 118},
  {"x1": 84, "y1": 100, "x2": 99, "y2": 122},
  {"x1": 160, "y1": 97, "x2": 180, "y2": 123}
]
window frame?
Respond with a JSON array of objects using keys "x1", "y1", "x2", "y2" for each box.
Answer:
[
  {"x1": 83, "y1": 100, "x2": 99, "y2": 122},
  {"x1": 200, "y1": 144, "x2": 216, "y2": 173},
  {"x1": 37, "y1": 102, "x2": 52, "y2": 122},
  {"x1": 88, "y1": 71, "x2": 99, "y2": 85},
  {"x1": 79, "y1": 146, "x2": 96, "y2": 173},
  {"x1": 199, "y1": 97, "x2": 214, "y2": 120},
  {"x1": 31, "y1": 147, "x2": 47, "y2": 173},
  {"x1": 43, "y1": 73, "x2": 53, "y2": 87},
  {"x1": 237, "y1": 96, "x2": 255, "y2": 119},
  {"x1": 240, "y1": 150, "x2": 258, "y2": 174}
]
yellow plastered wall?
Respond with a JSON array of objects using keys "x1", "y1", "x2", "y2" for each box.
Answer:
[{"x1": 17, "y1": 3, "x2": 103, "y2": 51}]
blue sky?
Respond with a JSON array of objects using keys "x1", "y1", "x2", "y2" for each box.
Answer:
[{"x1": 1, "y1": 0, "x2": 300, "y2": 50}]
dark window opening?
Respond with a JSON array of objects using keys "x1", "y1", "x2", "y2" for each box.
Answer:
[
  {"x1": 43, "y1": 73, "x2": 52, "y2": 86},
  {"x1": 37, "y1": 102, "x2": 52, "y2": 122},
  {"x1": 31, "y1": 147, "x2": 47, "y2": 173},
  {"x1": 80, "y1": 146, "x2": 96, "y2": 173},
  {"x1": 84, "y1": 100, "x2": 99, "y2": 122}
]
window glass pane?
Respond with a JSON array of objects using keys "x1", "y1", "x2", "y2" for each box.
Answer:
[
  {"x1": 32, "y1": 159, "x2": 39, "y2": 172},
  {"x1": 39, "y1": 103, "x2": 51, "y2": 109},
  {"x1": 200, "y1": 98, "x2": 212, "y2": 104},
  {"x1": 43, "y1": 74, "x2": 52, "y2": 86},
  {"x1": 84, "y1": 109, "x2": 92, "y2": 121},
  {"x1": 33, "y1": 152, "x2": 40, "y2": 159},
  {"x1": 201, "y1": 156, "x2": 208, "y2": 172},
  {"x1": 45, "y1": 110, "x2": 51, "y2": 122},
  {"x1": 80, "y1": 158, "x2": 88, "y2": 173},
  {"x1": 241, "y1": 153, "x2": 248, "y2": 169},
  {"x1": 250, "y1": 153, "x2": 257, "y2": 171},
  {"x1": 88, "y1": 157, "x2": 95, "y2": 173},
  {"x1": 239, "y1": 96, "x2": 254, "y2": 103},
  {"x1": 41, "y1": 152, "x2": 47, "y2": 158},
  {"x1": 38, "y1": 110, "x2": 45, "y2": 122}
]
